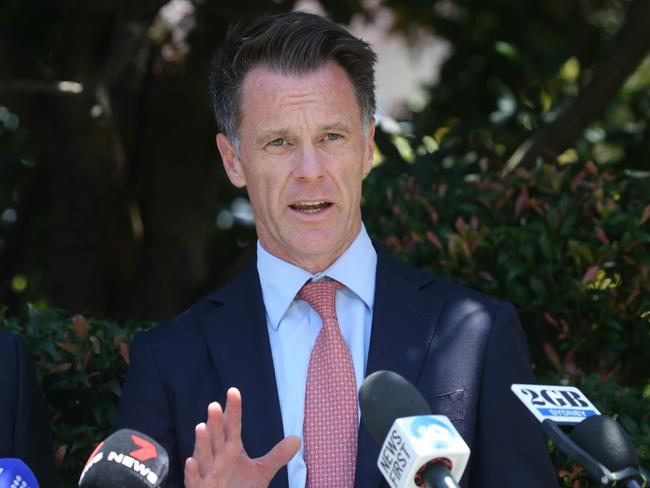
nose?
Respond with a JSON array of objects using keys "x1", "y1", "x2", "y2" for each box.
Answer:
[{"x1": 293, "y1": 143, "x2": 324, "y2": 181}]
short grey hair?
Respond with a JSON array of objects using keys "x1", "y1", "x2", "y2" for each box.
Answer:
[{"x1": 209, "y1": 11, "x2": 377, "y2": 152}]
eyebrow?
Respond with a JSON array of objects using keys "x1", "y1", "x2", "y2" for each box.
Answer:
[
  {"x1": 320, "y1": 122, "x2": 353, "y2": 134},
  {"x1": 254, "y1": 128, "x2": 291, "y2": 146}
]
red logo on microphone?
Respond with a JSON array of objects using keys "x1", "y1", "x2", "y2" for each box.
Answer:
[
  {"x1": 129, "y1": 435, "x2": 157, "y2": 462},
  {"x1": 84, "y1": 441, "x2": 105, "y2": 466}
]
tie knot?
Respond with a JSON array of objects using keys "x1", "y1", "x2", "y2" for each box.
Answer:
[{"x1": 298, "y1": 278, "x2": 343, "y2": 320}]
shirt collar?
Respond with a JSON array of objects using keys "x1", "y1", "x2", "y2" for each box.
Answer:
[{"x1": 257, "y1": 223, "x2": 377, "y2": 330}]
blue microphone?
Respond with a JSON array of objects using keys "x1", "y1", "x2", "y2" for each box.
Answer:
[{"x1": 0, "y1": 458, "x2": 40, "y2": 488}]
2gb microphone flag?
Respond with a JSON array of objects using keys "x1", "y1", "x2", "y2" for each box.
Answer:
[{"x1": 511, "y1": 384, "x2": 601, "y2": 425}]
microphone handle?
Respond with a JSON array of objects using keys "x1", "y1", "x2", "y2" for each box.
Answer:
[{"x1": 420, "y1": 462, "x2": 460, "y2": 488}]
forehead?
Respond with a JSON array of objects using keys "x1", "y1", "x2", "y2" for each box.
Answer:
[{"x1": 239, "y1": 61, "x2": 361, "y2": 130}]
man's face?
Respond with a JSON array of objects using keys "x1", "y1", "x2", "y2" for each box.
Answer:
[{"x1": 217, "y1": 61, "x2": 375, "y2": 272}]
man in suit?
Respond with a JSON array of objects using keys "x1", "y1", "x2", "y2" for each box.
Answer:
[
  {"x1": 0, "y1": 329, "x2": 56, "y2": 487},
  {"x1": 118, "y1": 11, "x2": 558, "y2": 487}
]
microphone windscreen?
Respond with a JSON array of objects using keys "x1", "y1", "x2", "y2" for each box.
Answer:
[
  {"x1": 569, "y1": 415, "x2": 640, "y2": 472},
  {"x1": 78, "y1": 429, "x2": 168, "y2": 487},
  {"x1": 0, "y1": 458, "x2": 40, "y2": 488},
  {"x1": 359, "y1": 370, "x2": 431, "y2": 444}
]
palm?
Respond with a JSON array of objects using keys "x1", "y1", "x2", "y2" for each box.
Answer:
[{"x1": 184, "y1": 388, "x2": 300, "y2": 488}]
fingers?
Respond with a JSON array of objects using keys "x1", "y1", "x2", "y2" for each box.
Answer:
[
  {"x1": 192, "y1": 391, "x2": 244, "y2": 481},
  {"x1": 184, "y1": 457, "x2": 202, "y2": 488},
  {"x1": 193, "y1": 422, "x2": 213, "y2": 477},
  {"x1": 223, "y1": 388, "x2": 242, "y2": 444},
  {"x1": 206, "y1": 401, "x2": 226, "y2": 458},
  {"x1": 259, "y1": 435, "x2": 301, "y2": 480}
]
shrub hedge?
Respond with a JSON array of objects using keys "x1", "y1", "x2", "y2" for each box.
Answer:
[
  {"x1": 2, "y1": 306, "x2": 147, "y2": 487},
  {"x1": 2, "y1": 137, "x2": 650, "y2": 486},
  {"x1": 362, "y1": 126, "x2": 650, "y2": 486}
]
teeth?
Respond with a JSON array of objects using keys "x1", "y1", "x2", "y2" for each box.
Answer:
[
  {"x1": 296, "y1": 201, "x2": 325, "y2": 207},
  {"x1": 290, "y1": 201, "x2": 330, "y2": 213}
]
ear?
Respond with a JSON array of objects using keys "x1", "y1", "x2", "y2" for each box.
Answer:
[
  {"x1": 362, "y1": 118, "x2": 376, "y2": 177},
  {"x1": 216, "y1": 133, "x2": 246, "y2": 188}
]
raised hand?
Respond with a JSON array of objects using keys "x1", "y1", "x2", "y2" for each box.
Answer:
[{"x1": 184, "y1": 388, "x2": 300, "y2": 488}]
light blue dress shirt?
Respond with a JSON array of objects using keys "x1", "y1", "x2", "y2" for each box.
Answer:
[{"x1": 257, "y1": 224, "x2": 377, "y2": 488}]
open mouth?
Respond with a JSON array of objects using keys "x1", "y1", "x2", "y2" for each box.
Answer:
[{"x1": 289, "y1": 201, "x2": 333, "y2": 214}]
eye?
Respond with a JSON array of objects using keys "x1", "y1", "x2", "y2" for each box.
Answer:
[
  {"x1": 323, "y1": 132, "x2": 342, "y2": 142},
  {"x1": 267, "y1": 138, "x2": 286, "y2": 147}
]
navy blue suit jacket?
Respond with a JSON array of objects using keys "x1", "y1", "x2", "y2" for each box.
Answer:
[{"x1": 118, "y1": 248, "x2": 558, "y2": 487}]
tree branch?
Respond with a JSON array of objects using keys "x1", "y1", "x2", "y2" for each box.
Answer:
[{"x1": 506, "y1": 0, "x2": 650, "y2": 171}]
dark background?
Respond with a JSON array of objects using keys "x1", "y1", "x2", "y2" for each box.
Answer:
[{"x1": 1, "y1": 0, "x2": 648, "y2": 321}]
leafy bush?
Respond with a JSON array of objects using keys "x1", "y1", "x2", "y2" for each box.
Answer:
[
  {"x1": 2, "y1": 306, "x2": 149, "y2": 487},
  {"x1": 363, "y1": 126, "x2": 650, "y2": 486}
]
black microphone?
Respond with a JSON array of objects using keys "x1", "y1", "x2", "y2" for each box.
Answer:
[
  {"x1": 512, "y1": 383, "x2": 647, "y2": 487},
  {"x1": 570, "y1": 415, "x2": 644, "y2": 488},
  {"x1": 78, "y1": 429, "x2": 169, "y2": 487},
  {"x1": 359, "y1": 370, "x2": 470, "y2": 488},
  {"x1": 0, "y1": 458, "x2": 40, "y2": 488}
]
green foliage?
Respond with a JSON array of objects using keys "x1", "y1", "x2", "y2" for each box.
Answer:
[
  {"x1": 363, "y1": 127, "x2": 650, "y2": 486},
  {"x1": 365, "y1": 130, "x2": 650, "y2": 383},
  {"x1": 2, "y1": 306, "x2": 149, "y2": 487},
  {"x1": 384, "y1": 0, "x2": 650, "y2": 172}
]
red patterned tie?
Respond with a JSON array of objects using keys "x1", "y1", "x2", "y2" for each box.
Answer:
[{"x1": 299, "y1": 278, "x2": 358, "y2": 488}]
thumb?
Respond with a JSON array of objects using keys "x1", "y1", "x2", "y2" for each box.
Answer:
[{"x1": 259, "y1": 435, "x2": 301, "y2": 478}]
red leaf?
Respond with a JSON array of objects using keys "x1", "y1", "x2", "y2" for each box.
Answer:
[
  {"x1": 581, "y1": 265, "x2": 599, "y2": 284},
  {"x1": 515, "y1": 186, "x2": 529, "y2": 216},
  {"x1": 543, "y1": 313, "x2": 558, "y2": 327},
  {"x1": 425, "y1": 230, "x2": 443, "y2": 251},
  {"x1": 120, "y1": 342, "x2": 130, "y2": 365},
  {"x1": 50, "y1": 363, "x2": 71, "y2": 374},
  {"x1": 641, "y1": 204, "x2": 650, "y2": 226},
  {"x1": 470, "y1": 215, "x2": 480, "y2": 230},
  {"x1": 54, "y1": 444, "x2": 68, "y2": 465},
  {"x1": 479, "y1": 271, "x2": 494, "y2": 283},
  {"x1": 57, "y1": 340, "x2": 77, "y2": 354},
  {"x1": 595, "y1": 227, "x2": 610, "y2": 245},
  {"x1": 386, "y1": 235, "x2": 401, "y2": 251},
  {"x1": 73, "y1": 315, "x2": 89, "y2": 338}
]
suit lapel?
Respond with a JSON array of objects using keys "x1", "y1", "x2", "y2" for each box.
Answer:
[
  {"x1": 195, "y1": 250, "x2": 445, "y2": 488},
  {"x1": 355, "y1": 248, "x2": 445, "y2": 487},
  {"x1": 198, "y1": 263, "x2": 289, "y2": 488}
]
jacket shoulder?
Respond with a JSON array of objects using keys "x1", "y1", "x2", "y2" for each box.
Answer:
[
  {"x1": 376, "y1": 245, "x2": 503, "y2": 311},
  {"x1": 137, "y1": 259, "x2": 258, "y2": 344}
]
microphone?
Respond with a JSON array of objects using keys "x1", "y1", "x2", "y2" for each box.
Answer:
[
  {"x1": 512, "y1": 383, "x2": 647, "y2": 487},
  {"x1": 78, "y1": 429, "x2": 169, "y2": 487},
  {"x1": 359, "y1": 370, "x2": 470, "y2": 488},
  {"x1": 0, "y1": 458, "x2": 40, "y2": 488}
]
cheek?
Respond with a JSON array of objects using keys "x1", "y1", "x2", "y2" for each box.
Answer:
[{"x1": 248, "y1": 171, "x2": 286, "y2": 212}]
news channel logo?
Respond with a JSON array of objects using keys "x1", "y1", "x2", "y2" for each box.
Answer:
[{"x1": 410, "y1": 417, "x2": 456, "y2": 449}]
